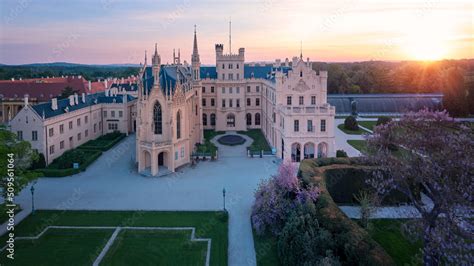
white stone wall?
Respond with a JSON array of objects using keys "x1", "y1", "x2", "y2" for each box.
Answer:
[{"x1": 9, "y1": 95, "x2": 137, "y2": 165}]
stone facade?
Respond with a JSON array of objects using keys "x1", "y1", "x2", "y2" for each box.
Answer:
[
  {"x1": 136, "y1": 28, "x2": 335, "y2": 176},
  {"x1": 9, "y1": 91, "x2": 136, "y2": 165}
]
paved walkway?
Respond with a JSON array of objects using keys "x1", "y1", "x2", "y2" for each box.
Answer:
[
  {"x1": 334, "y1": 118, "x2": 367, "y2": 157},
  {"x1": 4, "y1": 133, "x2": 278, "y2": 266}
]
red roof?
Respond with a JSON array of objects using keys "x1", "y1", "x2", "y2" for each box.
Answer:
[{"x1": 0, "y1": 77, "x2": 89, "y2": 102}]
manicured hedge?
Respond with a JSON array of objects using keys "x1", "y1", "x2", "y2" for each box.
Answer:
[
  {"x1": 78, "y1": 132, "x2": 126, "y2": 151},
  {"x1": 38, "y1": 150, "x2": 102, "y2": 177},
  {"x1": 325, "y1": 167, "x2": 411, "y2": 205},
  {"x1": 298, "y1": 159, "x2": 395, "y2": 266}
]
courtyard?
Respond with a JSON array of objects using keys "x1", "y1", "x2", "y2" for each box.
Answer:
[{"x1": 5, "y1": 133, "x2": 279, "y2": 266}]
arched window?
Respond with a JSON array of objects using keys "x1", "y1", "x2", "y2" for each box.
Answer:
[
  {"x1": 246, "y1": 113, "x2": 252, "y2": 126},
  {"x1": 153, "y1": 101, "x2": 162, "y2": 134},
  {"x1": 203, "y1": 113, "x2": 207, "y2": 126},
  {"x1": 176, "y1": 111, "x2": 181, "y2": 139},
  {"x1": 255, "y1": 113, "x2": 261, "y2": 126},
  {"x1": 195, "y1": 104, "x2": 198, "y2": 116},
  {"x1": 210, "y1": 113, "x2": 216, "y2": 126}
]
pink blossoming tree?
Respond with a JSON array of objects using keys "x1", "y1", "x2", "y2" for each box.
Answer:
[{"x1": 251, "y1": 161, "x2": 319, "y2": 235}]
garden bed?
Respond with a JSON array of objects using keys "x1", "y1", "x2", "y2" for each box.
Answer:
[
  {"x1": 195, "y1": 130, "x2": 225, "y2": 158},
  {"x1": 325, "y1": 167, "x2": 412, "y2": 205},
  {"x1": 78, "y1": 132, "x2": 126, "y2": 151},
  {"x1": 217, "y1": 135, "x2": 246, "y2": 146},
  {"x1": 237, "y1": 129, "x2": 271, "y2": 152},
  {"x1": 0, "y1": 210, "x2": 228, "y2": 266},
  {"x1": 297, "y1": 159, "x2": 396, "y2": 265},
  {"x1": 337, "y1": 124, "x2": 369, "y2": 135},
  {"x1": 37, "y1": 149, "x2": 102, "y2": 177}
]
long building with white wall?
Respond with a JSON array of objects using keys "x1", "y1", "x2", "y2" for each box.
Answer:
[{"x1": 9, "y1": 89, "x2": 137, "y2": 165}]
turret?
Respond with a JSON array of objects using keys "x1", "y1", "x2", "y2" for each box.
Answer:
[
  {"x1": 192, "y1": 25, "x2": 201, "y2": 81},
  {"x1": 215, "y1": 44, "x2": 224, "y2": 57},
  {"x1": 152, "y1": 43, "x2": 161, "y2": 83}
]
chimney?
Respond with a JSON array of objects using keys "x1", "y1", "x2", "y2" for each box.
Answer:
[
  {"x1": 51, "y1": 98, "x2": 58, "y2": 110},
  {"x1": 24, "y1": 95, "x2": 29, "y2": 106},
  {"x1": 11, "y1": 78, "x2": 14, "y2": 81},
  {"x1": 88, "y1": 80, "x2": 92, "y2": 91},
  {"x1": 69, "y1": 95, "x2": 75, "y2": 106},
  {"x1": 81, "y1": 93, "x2": 86, "y2": 103},
  {"x1": 74, "y1": 93, "x2": 79, "y2": 104},
  {"x1": 104, "y1": 79, "x2": 108, "y2": 88}
]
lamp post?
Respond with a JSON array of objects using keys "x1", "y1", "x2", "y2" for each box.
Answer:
[
  {"x1": 30, "y1": 183, "x2": 35, "y2": 215},
  {"x1": 222, "y1": 188, "x2": 226, "y2": 211}
]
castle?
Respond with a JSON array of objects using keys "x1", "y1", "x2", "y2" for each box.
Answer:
[{"x1": 136, "y1": 28, "x2": 335, "y2": 176}]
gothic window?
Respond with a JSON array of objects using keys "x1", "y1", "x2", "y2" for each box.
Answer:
[
  {"x1": 176, "y1": 111, "x2": 181, "y2": 139},
  {"x1": 210, "y1": 113, "x2": 216, "y2": 126},
  {"x1": 246, "y1": 113, "x2": 252, "y2": 126},
  {"x1": 153, "y1": 101, "x2": 162, "y2": 134}
]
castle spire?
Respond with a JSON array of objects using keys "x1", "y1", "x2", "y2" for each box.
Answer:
[
  {"x1": 300, "y1": 41, "x2": 303, "y2": 60},
  {"x1": 192, "y1": 24, "x2": 200, "y2": 63}
]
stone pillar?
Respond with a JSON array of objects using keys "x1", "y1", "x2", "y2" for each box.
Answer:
[{"x1": 151, "y1": 151, "x2": 158, "y2": 176}]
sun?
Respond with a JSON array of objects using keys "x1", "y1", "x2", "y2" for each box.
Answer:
[{"x1": 402, "y1": 26, "x2": 449, "y2": 61}]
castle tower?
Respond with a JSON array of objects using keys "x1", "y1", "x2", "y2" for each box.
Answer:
[
  {"x1": 192, "y1": 25, "x2": 201, "y2": 81},
  {"x1": 152, "y1": 43, "x2": 161, "y2": 82}
]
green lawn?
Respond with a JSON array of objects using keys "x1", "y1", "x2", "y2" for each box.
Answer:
[
  {"x1": 0, "y1": 210, "x2": 228, "y2": 266},
  {"x1": 252, "y1": 230, "x2": 280, "y2": 266},
  {"x1": 101, "y1": 230, "x2": 207, "y2": 266},
  {"x1": 337, "y1": 124, "x2": 369, "y2": 135},
  {"x1": 358, "y1": 121, "x2": 377, "y2": 131},
  {"x1": 0, "y1": 204, "x2": 21, "y2": 224},
  {"x1": 237, "y1": 129, "x2": 272, "y2": 152},
  {"x1": 347, "y1": 139, "x2": 368, "y2": 153},
  {"x1": 369, "y1": 219, "x2": 422, "y2": 266},
  {"x1": 196, "y1": 130, "x2": 225, "y2": 156}
]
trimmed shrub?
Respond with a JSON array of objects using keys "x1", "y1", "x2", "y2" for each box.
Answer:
[
  {"x1": 336, "y1": 150, "x2": 348, "y2": 158},
  {"x1": 344, "y1": 116, "x2": 359, "y2": 131},
  {"x1": 39, "y1": 150, "x2": 102, "y2": 177},
  {"x1": 79, "y1": 132, "x2": 125, "y2": 151},
  {"x1": 30, "y1": 153, "x2": 46, "y2": 169},
  {"x1": 277, "y1": 203, "x2": 338, "y2": 266},
  {"x1": 376, "y1": 116, "x2": 392, "y2": 126},
  {"x1": 325, "y1": 167, "x2": 411, "y2": 205},
  {"x1": 298, "y1": 160, "x2": 395, "y2": 265}
]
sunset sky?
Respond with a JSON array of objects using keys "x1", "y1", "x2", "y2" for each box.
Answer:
[{"x1": 0, "y1": 0, "x2": 472, "y2": 65}]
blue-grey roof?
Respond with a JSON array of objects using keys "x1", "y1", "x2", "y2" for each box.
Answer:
[
  {"x1": 142, "y1": 65, "x2": 192, "y2": 95},
  {"x1": 111, "y1": 83, "x2": 138, "y2": 91},
  {"x1": 200, "y1": 66, "x2": 217, "y2": 79},
  {"x1": 199, "y1": 64, "x2": 292, "y2": 82},
  {"x1": 31, "y1": 92, "x2": 136, "y2": 119}
]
